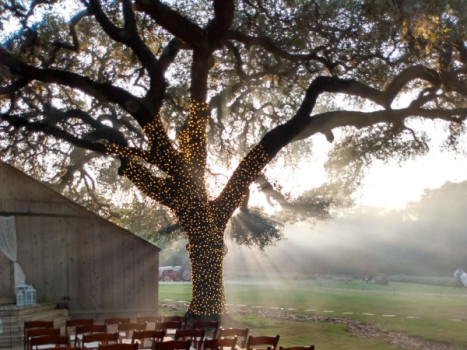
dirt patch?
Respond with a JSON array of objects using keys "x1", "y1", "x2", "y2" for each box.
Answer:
[{"x1": 161, "y1": 303, "x2": 466, "y2": 350}]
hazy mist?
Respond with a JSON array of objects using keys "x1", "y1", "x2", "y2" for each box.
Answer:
[{"x1": 224, "y1": 180, "x2": 467, "y2": 278}]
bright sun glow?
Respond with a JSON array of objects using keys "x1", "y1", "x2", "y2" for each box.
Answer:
[{"x1": 356, "y1": 152, "x2": 467, "y2": 209}]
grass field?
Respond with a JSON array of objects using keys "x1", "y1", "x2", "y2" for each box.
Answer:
[{"x1": 159, "y1": 279, "x2": 467, "y2": 349}]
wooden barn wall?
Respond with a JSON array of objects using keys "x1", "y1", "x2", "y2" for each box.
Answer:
[
  {"x1": 0, "y1": 162, "x2": 159, "y2": 316},
  {"x1": 0, "y1": 253, "x2": 13, "y2": 304}
]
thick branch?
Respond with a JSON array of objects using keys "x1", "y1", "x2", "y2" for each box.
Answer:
[
  {"x1": 0, "y1": 48, "x2": 182, "y2": 177},
  {"x1": 385, "y1": 65, "x2": 441, "y2": 104},
  {"x1": 0, "y1": 112, "x2": 108, "y2": 154},
  {"x1": 212, "y1": 144, "x2": 271, "y2": 222},
  {"x1": 87, "y1": 0, "x2": 158, "y2": 78},
  {"x1": 295, "y1": 108, "x2": 467, "y2": 142},
  {"x1": 208, "y1": 0, "x2": 234, "y2": 43},
  {"x1": 87, "y1": 0, "x2": 178, "y2": 113},
  {"x1": 0, "y1": 77, "x2": 31, "y2": 95},
  {"x1": 214, "y1": 73, "x2": 466, "y2": 221},
  {"x1": 227, "y1": 30, "x2": 335, "y2": 73},
  {"x1": 134, "y1": 0, "x2": 205, "y2": 50},
  {"x1": 121, "y1": 159, "x2": 173, "y2": 207},
  {"x1": 0, "y1": 46, "x2": 155, "y2": 123}
]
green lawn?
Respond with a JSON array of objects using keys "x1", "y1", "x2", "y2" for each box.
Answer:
[{"x1": 159, "y1": 279, "x2": 467, "y2": 349}]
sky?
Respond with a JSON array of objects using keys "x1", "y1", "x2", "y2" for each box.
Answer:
[
  {"x1": 355, "y1": 117, "x2": 467, "y2": 209},
  {"x1": 356, "y1": 150, "x2": 467, "y2": 209},
  {"x1": 256, "y1": 125, "x2": 467, "y2": 212}
]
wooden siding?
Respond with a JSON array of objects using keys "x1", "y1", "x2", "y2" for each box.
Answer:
[{"x1": 0, "y1": 162, "x2": 160, "y2": 317}]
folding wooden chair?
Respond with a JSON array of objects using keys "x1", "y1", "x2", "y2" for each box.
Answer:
[
  {"x1": 117, "y1": 323, "x2": 146, "y2": 344},
  {"x1": 65, "y1": 319, "x2": 94, "y2": 346},
  {"x1": 24, "y1": 321, "x2": 54, "y2": 350},
  {"x1": 26, "y1": 328, "x2": 61, "y2": 350},
  {"x1": 81, "y1": 332, "x2": 119, "y2": 350},
  {"x1": 174, "y1": 328, "x2": 205, "y2": 350},
  {"x1": 204, "y1": 337, "x2": 237, "y2": 350},
  {"x1": 136, "y1": 317, "x2": 163, "y2": 331},
  {"x1": 74, "y1": 324, "x2": 107, "y2": 347},
  {"x1": 217, "y1": 328, "x2": 249, "y2": 348},
  {"x1": 153, "y1": 340, "x2": 191, "y2": 350},
  {"x1": 278, "y1": 346, "x2": 315, "y2": 350},
  {"x1": 131, "y1": 330, "x2": 165, "y2": 350},
  {"x1": 192, "y1": 321, "x2": 219, "y2": 339},
  {"x1": 29, "y1": 335, "x2": 70, "y2": 350},
  {"x1": 245, "y1": 335, "x2": 280, "y2": 350},
  {"x1": 104, "y1": 318, "x2": 131, "y2": 334},
  {"x1": 98, "y1": 344, "x2": 138, "y2": 350},
  {"x1": 104, "y1": 318, "x2": 132, "y2": 325},
  {"x1": 162, "y1": 316, "x2": 187, "y2": 329},
  {"x1": 155, "y1": 321, "x2": 182, "y2": 340}
]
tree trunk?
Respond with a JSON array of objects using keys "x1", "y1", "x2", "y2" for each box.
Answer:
[{"x1": 185, "y1": 227, "x2": 227, "y2": 318}]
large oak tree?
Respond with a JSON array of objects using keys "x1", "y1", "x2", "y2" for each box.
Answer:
[{"x1": 1, "y1": 0, "x2": 466, "y2": 318}]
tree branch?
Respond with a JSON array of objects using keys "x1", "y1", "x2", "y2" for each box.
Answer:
[
  {"x1": 87, "y1": 0, "x2": 178, "y2": 114},
  {"x1": 213, "y1": 72, "x2": 466, "y2": 221},
  {"x1": 0, "y1": 46, "x2": 155, "y2": 124},
  {"x1": 0, "y1": 112, "x2": 108, "y2": 154},
  {"x1": 208, "y1": 0, "x2": 234, "y2": 43},
  {"x1": 0, "y1": 48, "x2": 182, "y2": 178},
  {"x1": 227, "y1": 30, "x2": 335, "y2": 73},
  {"x1": 120, "y1": 158, "x2": 173, "y2": 207},
  {"x1": 134, "y1": 0, "x2": 205, "y2": 50},
  {"x1": 0, "y1": 77, "x2": 31, "y2": 95},
  {"x1": 294, "y1": 107, "x2": 467, "y2": 142}
]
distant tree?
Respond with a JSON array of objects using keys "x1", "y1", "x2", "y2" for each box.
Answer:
[{"x1": 1, "y1": 0, "x2": 466, "y2": 319}]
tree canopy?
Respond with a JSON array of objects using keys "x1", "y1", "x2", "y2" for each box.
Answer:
[{"x1": 1, "y1": 0, "x2": 466, "y2": 318}]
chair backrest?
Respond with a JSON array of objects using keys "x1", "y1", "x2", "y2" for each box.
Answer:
[
  {"x1": 74, "y1": 324, "x2": 107, "y2": 347},
  {"x1": 66, "y1": 319, "x2": 94, "y2": 335},
  {"x1": 104, "y1": 318, "x2": 131, "y2": 333},
  {"x1": 278, "y1": 346, "x2": 315, "y2": 350},
  {"x1": 131, "y1": 330, "x2": 165, "y2": 349},
  {"x1": 204, "y1": 337, "x2": 237, "y2": 350},
  {"x1": 217, "y1": 328, "x2": 249, "y2": 348},
  {"x1": 30, "y1": 335, "x2": 70, "y2": 349},
  {"x1": 82, "y1": 332, "x2": 119, "y2": 349},
  {"x1": 24, "y1": 321, "x2": 55, "y2": 350},
  {"x1": 246, "y1": 335, "x2": 280, "y2": 350},
  {"x1": 118, "y1": 323, "x2": 146, "y2": 342},
  {"x1": 24, "y1": 320, "x2": 54, "y2": 330},
  {"x1": 163, "y1": 316, "x2": 187, "y2": 329},
  {"x1": 105, "y1": 318, "x2": 132, "y2": 326},
  {"x1": 155, "y1": 320, "x2": 182, "y2": 338},
  {"x1": 98, "y1": 344, "x2": 138, "y2": 350},
  {"x1": 27, "y1": 328, "x2": 61, "y2": 350},
  {"x1": 174, "y1": 328, "x2": 205, "y2": 350},
  {"x1": 192, "y1": 321, "x2": 219, "y2": 339},
  {"x1": 136, "y1": 316, "x2": 163, "y2": 331},
  {"x1": 153, "y1": 340, "x2": 191, "y2": 350}
]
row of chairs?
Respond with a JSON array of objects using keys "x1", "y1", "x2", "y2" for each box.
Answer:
[
  {"x1": 24, "y1": 318, "x2": 315, "y2": 350},
  {"x1": 26, "y1": 325, "x2": 230, "y2": 350}
]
